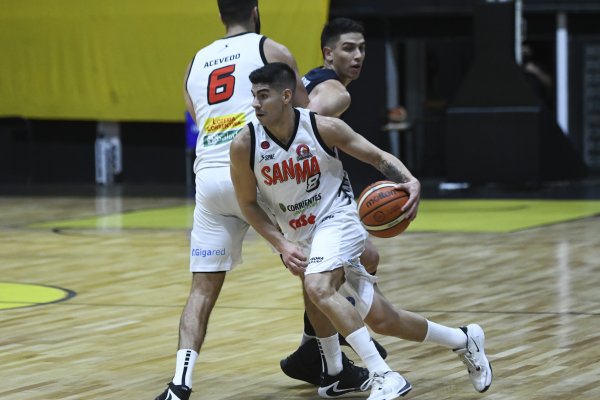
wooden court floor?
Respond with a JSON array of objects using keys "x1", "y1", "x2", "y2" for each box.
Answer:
[{"x1": 0, "y1": 193, "x2": 599, "y2": 399}]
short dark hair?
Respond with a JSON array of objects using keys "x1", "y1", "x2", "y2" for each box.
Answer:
[
  {"x1": 320, "y1": 17, "x2": 365, "y2": 49},
  {"x1": 249, "y1": 62, "x2": 296, "y2": 93},
  {"x1": 217, "y1": 0, "x2": 258, "y2": 26}
]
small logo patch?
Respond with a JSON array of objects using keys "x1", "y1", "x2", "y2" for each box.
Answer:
[{"x1": 296, "y1": 143, "x2": 312, "y2": 160}]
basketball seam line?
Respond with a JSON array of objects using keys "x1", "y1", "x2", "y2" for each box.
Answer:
[{"x1": 362, "y1": 212, "x2": 409, "y2": 231}]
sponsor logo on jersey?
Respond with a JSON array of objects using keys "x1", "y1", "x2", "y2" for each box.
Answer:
[
  {"x1": 296, "y1": 144, "x2": 312, "y2": 161},
  {"x1": 261, "y1": 156, "x2": 321, "y2": 186},
  {"x1": 191, "y1": 248, "x2": 226, "y2": 257},
  {"x1": 260, "y1": 140, "x2": 270, "y2": 149},
  {"x1": 288, "y1": 213, "x2": 316, "y2": 230},
  {"x1": 260, "y1": 153, "x2": 276, "y2": 162},
  {"x1": 202, "y1": 129, "x2": 240, "y2": 147},
  {"x1": 281, "y1": 193, "x2": 322, "y2": 214},
  {"x1": 201, "y1": 114, "x2": 245, "y2": 147},
  {"x1": 204, "y1": 113, "x2": 245, "y2": 133}
]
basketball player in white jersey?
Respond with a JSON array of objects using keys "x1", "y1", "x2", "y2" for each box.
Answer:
[
  {"x1": 154, "y1": 1, "x2": 316, "y2": 399},
  {"x1": 230, "y1": 62, "x2": 493, "y2": 400}
]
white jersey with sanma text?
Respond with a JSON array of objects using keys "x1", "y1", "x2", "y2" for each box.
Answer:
[
  {"x1": 249, "y1": 108, "x2": 357, "y2": 243},
  {"x1": 186, "y1": 32, "x2": 267, "y2": 172}
]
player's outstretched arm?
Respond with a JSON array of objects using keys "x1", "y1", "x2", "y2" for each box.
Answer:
[
  {"x1": 316, "y1": 115, "x2": 421, "y2": 221},
  {"x1": 230, "y1": 129, "x2": 307, "y2": 274}
]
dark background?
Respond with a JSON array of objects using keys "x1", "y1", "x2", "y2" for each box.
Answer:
[{"x1": 2, "y1": 0, "x2": 599, "y2": 195}]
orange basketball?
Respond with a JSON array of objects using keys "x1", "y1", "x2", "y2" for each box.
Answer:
[{"x1": 356, "y1": 180, "x2": 411, "y2": 238}]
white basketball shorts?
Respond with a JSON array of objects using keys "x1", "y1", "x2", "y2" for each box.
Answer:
[
  {"x1": 301, "y1": 209, "x2": 375, "y2": 318},
  {"x1": 190, "y1": 167, "x2": 249, "y2": 272}
]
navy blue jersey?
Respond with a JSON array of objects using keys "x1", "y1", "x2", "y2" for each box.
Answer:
[{"x1": 302, "y1": 67, "x2": 341, "y2": 95}]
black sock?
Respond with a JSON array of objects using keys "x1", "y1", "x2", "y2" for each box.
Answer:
[{"x1": 303, "y1": 311, "x2": 316, "y2": 336}]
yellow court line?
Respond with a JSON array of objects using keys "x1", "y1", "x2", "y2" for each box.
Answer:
[
  {"x1": 411, "y1": 199, "x2": 600, "y2": 232},
  {"x1": 29, "y1": 200, "x2": 600, "y2": 233}
]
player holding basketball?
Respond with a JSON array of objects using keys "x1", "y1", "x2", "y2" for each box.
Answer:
[
  {"x1": 153, "y1": 1, "x2": 321, "y2": 399},
  {"x1": 230, "y1": 62, "x2": 493, "y2": 399},
  {"x1": 280, "y1": 17, "x2": 388, "y2": 387}
]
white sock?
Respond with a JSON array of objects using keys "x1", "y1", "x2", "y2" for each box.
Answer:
[
  {"x1": 423, "y1": 320, "x2": 468, "y2": 349},
  {"x1": 300, "y1": 332, "x2": 316, "y2": 346},
  {"x1": 172, "y1": 349, "x2": 198, "y2": 387},
  {"x1": 317, "y1": 334, "x2": 343, "y2": 376},
  {"x1": 345, "y1": 326, "x2": 390, "y2": 375}
]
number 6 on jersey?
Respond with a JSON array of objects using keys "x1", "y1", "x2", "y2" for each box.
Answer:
[{"x1": 208, "y1": 65, "x2": 236, "y2": 105}]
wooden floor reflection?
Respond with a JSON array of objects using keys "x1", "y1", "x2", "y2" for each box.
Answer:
[{"x1": 0, "y1": 195, "x2": 599, "y2": 399}]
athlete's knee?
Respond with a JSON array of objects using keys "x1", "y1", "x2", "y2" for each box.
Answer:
[
  {"x1": 190, "y1": 272, "x2": 225, "y2": 300},
  {"x1": 366, "y1": 300, "x2": 404, "y2": 335},
  {"x1": 367, "y1": 313, "x2": 394, "y2": 335},
  {"x1": 361, "y1": 241, "x2": 380, "y2": 274},
  {"x1": 303, "y1": 277, "x2": 334, "y2": 307}
]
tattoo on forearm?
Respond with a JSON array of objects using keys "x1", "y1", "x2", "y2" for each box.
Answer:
[{"x1": 379, "y1": 160, "x2": 410, "y2": 183}]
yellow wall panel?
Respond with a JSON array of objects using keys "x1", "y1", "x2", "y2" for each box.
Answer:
[{"x1": 0, "y1": 0, "x2": 328, "y2": 122}]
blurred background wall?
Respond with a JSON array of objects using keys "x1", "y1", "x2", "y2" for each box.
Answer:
[
  {"x1": 329, "y1": 0, "x2": 599, "y2": 191},
  {"x1": 0, "y1": 0, "x2": 327, "y2": 186},
  {"x1": 1, "y1": 0, "x2": 599, "y2": 192}
]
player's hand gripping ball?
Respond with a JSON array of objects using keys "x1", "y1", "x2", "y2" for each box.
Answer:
[{"x1": 357, "y1": 180, "x2": 411, "y2": 238}]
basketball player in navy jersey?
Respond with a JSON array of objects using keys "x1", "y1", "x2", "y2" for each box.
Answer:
[
  {"x1": 230, "y1": 62, "x2": 493, "y2": 399},
  {"x1": 153, "y1": 1, "x2": 332, "y2": 399},
  {"x1": 281, "y1": 18, "x2": 388, "y2": 386},
  {"x1": 305, "y1": 18, "x2": 379, "y2": 273}
]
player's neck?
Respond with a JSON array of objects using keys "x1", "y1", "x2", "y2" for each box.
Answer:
[
  {"x1": 266, "y1": 108, "x2": 296, "y2": 145},
  {"x1": 225, "y1": 22, "x2": 255, "y2": 37},
  {"x1": 323, "y1": 65, "x2": 351, "y2": 87}
]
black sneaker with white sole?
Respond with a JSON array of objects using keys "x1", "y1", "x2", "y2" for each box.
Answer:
[
  {"x1": 317, "y1": 356, "x2": 370, "y2": 398},
  {"x1": 280, "y1": 338, "x2": 323, "y2": 385},
  {"x1": 280, "y1": 334, "x2": 387, "y2": 387},
  {"x1": 154, "y1": 382, "x2": 191, "y2": 400}
]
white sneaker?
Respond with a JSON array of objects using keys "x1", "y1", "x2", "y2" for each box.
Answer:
[
  {"x1": 454, "y1": 324, "x2": 493, "y2": 393},
  {"x1": 365, "y1": 371, "x2": 412, "y2": 400}
]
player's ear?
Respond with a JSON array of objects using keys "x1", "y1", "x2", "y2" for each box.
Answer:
[
  {"x1": 323, "y1": 46, "x2": 334, "y2": 64},
  {"x1": 253, "y1": 6, "x2": 261, "y2": 34},
  {"x1": 282, "y1": 88, "x2": 293, "y2": 104}
]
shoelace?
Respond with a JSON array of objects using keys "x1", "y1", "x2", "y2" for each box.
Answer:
[
  {"x1": 360, "y1": 373, "x2": 384, "y2": 391},
  {"x1": 459, "y1": 350, "x2": 482, "y2": 372}
]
